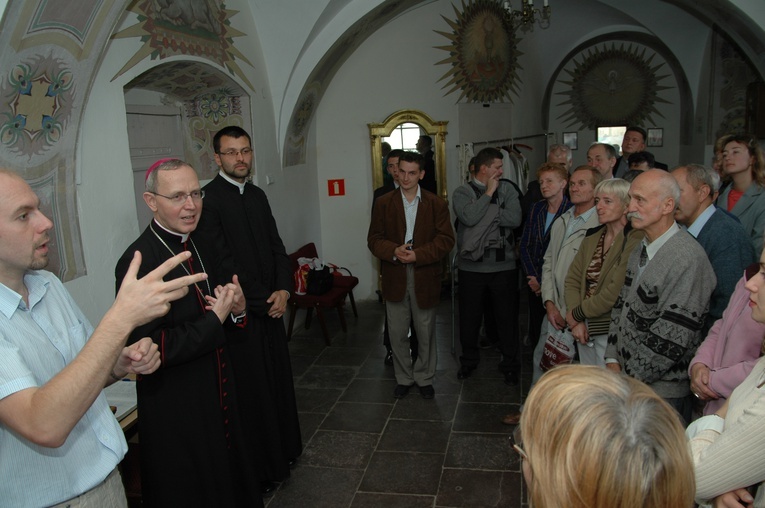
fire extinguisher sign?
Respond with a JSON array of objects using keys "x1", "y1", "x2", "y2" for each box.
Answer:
[{"x1": 328, "y1": 179, "x2": 345, "y2": 196}]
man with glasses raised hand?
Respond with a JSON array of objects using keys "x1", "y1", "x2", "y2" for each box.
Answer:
[
  {"x1": 196, "y1": 126, "x2": 302, "y2": 496},
  {"x1": 116, "y1": 158, "x2": 262, "y2": 507}
]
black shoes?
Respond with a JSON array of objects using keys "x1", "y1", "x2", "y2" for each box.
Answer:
[
  {"x1": 261, "y1": 481, "x2": 277, "y2": 496},
  {"x1": 384, "y1": 349, "x2": 393, "y2": 366},
  {"x1": 457, "y1": 366, "x2": 473, "y2": 380},
  {"x1": 394, "y1": 384, "x2": 434, "y2": 399},
  {"x1": 479, "y1": 338, "x2": 498, "y2": 349},
  {"x1": 393, "y1": 384, "x2": 413, "y2": 398},
  {"x1": 504, "y1": 371, "x2": 519, "y2": 386}
]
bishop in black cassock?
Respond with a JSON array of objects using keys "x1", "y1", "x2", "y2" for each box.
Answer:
[{"x1": 116, "y1": 220, "x2": 262, "y2": 508}]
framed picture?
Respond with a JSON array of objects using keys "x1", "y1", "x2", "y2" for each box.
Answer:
[
  {"x1": 563, "y1": 132, "x2": 578, "y2": 150},
  {"x1": 647, "y1": 128, "x2": 663, "y2": 147}
]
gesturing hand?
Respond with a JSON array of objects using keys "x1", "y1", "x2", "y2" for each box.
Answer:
[{"x1": 114, "y1": 251, "x2": 208, "y2": 328}]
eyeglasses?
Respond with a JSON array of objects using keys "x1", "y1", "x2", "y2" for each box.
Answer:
[
  {"x1": 218, "y1": 148, "x2": 253, "y2": 158},
  {"x1": 511, "y1": 426, "x2": 528, "y2": 462},
  {"x1": 150, "y1": 190, "x2": 205, "y2": 205}
]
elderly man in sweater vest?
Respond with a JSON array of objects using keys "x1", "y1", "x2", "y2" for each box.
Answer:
[{"x1": 606, "y1": 170, "x2": 716, "y2": 424}]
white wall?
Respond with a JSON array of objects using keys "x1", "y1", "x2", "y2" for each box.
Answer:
[{"x1": 315, "y1": 1, "x2": 455, "y2": 299}]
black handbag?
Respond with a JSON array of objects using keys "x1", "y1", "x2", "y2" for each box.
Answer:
[{"x1": 306, "y1": 266, "x2": 334, "y2": 295}]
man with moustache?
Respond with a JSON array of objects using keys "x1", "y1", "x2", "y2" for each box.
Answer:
[
  {"x1": 116, "y1": 159, "x2": 262, "y2": 507},
  {"x1": 196, "y1": 126, "x2": 303, "y2": 494},
  {"x1": 0, "y1": 169, "x2": 204, "y2": 507},
  {"x1": 606, "y1": 170, "x2": 716, "y2": 424},
  {"x1": 587, "y1": 142, "x2": 618, "y2": 179}
]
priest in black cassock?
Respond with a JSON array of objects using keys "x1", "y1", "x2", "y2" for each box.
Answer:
[
  {"x1": 115, "y1": 159, "x2": 262, "y2": 508},
  {"x1": 196, "y1": 126, "x2": 302, "y2": 493}
]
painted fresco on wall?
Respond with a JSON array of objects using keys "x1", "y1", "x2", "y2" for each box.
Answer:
[
  {"x1": 0, "y1": 0, "x2": 128, "y2": 281},
  {"x1": 708, "y1": 31, "x2": 758, "y2": 143},
  {"x1": 112, "y1": 0, "x2": 254, "y2": 90},
  {"x1": 554, "y1": 42, "x2": 673, "y2": 129},
  {"x1": 125, "y1": 60, "x2": 250, "y2": 180},
  {"x1": 434, "y1": 0, "x2": 522, "y2": 103},
  {"x1": 183, "y1": 90, "x2": 246, "y2": 178},
  {"x1": 1, "y1": 57, "x2": 74, "y2": 155}
]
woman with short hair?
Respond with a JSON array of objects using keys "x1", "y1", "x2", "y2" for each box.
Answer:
[{"x1": 564, "y1": 178, "x2": 643, "y2": 365}]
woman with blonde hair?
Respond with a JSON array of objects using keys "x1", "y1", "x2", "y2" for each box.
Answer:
[
  {"x1": 516, "y1": 365, "x2": 695, "y2": 508},
  {"x1": 564, "y1": 178, "x2": 643, "y2": 365},
  {"x1": 717, "y1": 133, "x2": 765, "y2": 252}
]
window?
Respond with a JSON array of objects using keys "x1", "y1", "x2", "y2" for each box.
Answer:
[
  {"x1": 383, "y1": 122, "x2": 420, "y2": 151},
  {"x1": 596, "y1": 126, "x2": 626, "y2": 154}
]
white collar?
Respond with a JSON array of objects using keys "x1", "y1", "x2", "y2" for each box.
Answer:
[
  {"x1": 153, "y1": 218, "x2": 189, "y2": 242},
  {"x1": 219, "y1": 171, "x2": 246, "y2": 195}
]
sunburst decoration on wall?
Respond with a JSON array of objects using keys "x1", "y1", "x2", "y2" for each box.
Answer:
[
  {"x1": 111, "y1": 0, "x2": 253, "y2": 89},
  {"x1": 556, "y1": 43, "x2": 672, "y2": 129},
  {"x1": 434, "y1": 0, "x2": 522, "y2": 103}
]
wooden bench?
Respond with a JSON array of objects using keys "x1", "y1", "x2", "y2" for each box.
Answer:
[{"x1": 287, "y1": 243, "x2": 358, "y2": 345}]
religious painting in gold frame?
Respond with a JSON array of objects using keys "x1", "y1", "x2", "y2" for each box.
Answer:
[{"x1": 435, "y1": 0, "x2": 522, "y2": 103}]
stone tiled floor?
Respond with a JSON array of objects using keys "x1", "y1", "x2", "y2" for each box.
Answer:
[{"x1": 265, "y1": 296, "x2": 532, "y2": 508}]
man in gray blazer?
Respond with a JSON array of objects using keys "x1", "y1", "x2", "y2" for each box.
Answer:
[{"x1": 672, "y1": 164, "x2": 756, "y2": 333}]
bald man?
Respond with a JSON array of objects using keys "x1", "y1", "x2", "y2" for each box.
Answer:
[{"x1": 605, "y1": 170, "x2": 716, "y2": 424}]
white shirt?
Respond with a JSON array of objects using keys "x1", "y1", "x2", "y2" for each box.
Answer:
[
  {"x1": 401, "y1": 185, "x2": 422, "y2": 245},
  {"x1": 687, "y1": 204, "x2": 716, "y2": 238}
]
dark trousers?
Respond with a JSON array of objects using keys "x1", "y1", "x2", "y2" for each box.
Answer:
[
  {"x1": 665, "y1": 394, "x2": 693, "y2": 427},
  {"x1": 458, "y1": 269, "x2": 520, "y2": 373},
  {"x1": 527, "y1": 287, "x2": 544, "y2": 344}
]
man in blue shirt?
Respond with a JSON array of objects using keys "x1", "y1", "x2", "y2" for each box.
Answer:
[{"x1": 0, "y1": 169, "x2": 205, "y2": 507}]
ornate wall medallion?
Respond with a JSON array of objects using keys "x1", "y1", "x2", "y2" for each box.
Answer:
[
  {"x1": 556, "y1": 43, "x2": 672, "y2": 128},
  {"x1": 435, "y1": 0, "x2": 522, "y2": 103}
]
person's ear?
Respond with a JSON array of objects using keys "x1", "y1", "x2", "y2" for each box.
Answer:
[{"x1": 143, "y1": 192, "x2": 158, "y2": 212}]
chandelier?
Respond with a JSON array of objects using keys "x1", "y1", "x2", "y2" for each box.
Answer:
[{"x1": 503, "y1": 0, "x2": 551, "y2": 31}]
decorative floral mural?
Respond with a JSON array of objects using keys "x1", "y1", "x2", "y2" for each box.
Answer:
[{"x1": 183, "y1": 88, "x2": 245, "y2": 178}]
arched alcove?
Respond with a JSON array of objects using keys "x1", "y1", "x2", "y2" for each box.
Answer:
[{"x1": 123, "y1": 60, "x2": 252, "y2": 227}]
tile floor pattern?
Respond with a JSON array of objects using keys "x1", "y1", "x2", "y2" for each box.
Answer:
[{"x1": 266, "y1": 297, "x2": 532, "y2": 508}]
